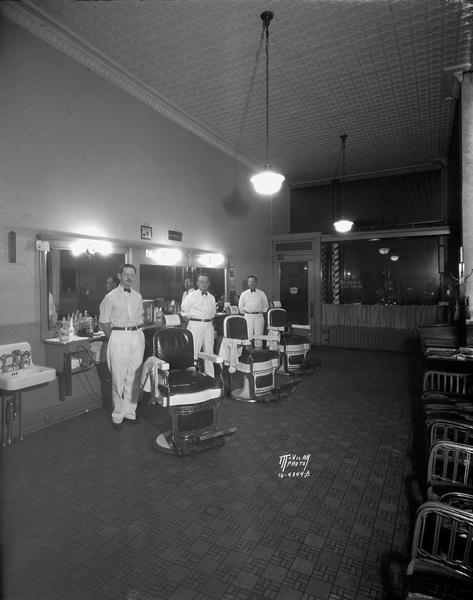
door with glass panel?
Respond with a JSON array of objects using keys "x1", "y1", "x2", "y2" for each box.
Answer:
[{"x1": 272, "y1": 255, "x2": 317, "y2": 342}]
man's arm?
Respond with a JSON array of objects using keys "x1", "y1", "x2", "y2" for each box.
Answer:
[
  {"x1": 238, "y1": 290, "x2": 246, "y2": 313},
  {"x1": 181, "y1": 290, "x2": 194, "y2": 314},
  {"x1": 261, "y1": 291, "x2": 269, "y2": 312}
]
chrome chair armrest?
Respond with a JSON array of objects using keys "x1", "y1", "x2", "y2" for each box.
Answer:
[{"x1": 198, "y1": 351, "x2": 224, "y2": 364}]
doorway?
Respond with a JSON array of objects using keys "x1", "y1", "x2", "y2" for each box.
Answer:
[{"x1": 272, "y1": 254, "x2": 318, "y2": 342}]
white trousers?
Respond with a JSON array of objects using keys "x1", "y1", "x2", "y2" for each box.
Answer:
[
  {"x1": 244, "y1": 313, "x2": 265, "y2": 348},
  {"x1": 107, "y1": 329, "x2": 145, "y2": 423},
  {"x1": 187, "y1": 321, "x2": 215, "y2": 376}
]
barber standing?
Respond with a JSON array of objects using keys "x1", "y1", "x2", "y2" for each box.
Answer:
[
  {"x1": 238, "y1": 275, "x2": 269, "y2": 348},
  {"x1": 181, "y1": 273, "x2": 216, "y2": 376},
  {"x1": 99, "y1": 263, "x2": 145, "y2": 431}
]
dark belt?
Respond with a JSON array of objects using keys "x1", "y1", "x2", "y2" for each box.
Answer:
[
  {"x1": 112, "y1": 326, "x2": 141, "y2": 331},
  {"x1": 189, "y1": 318, "x2": 212, "y2": 322},
  {"x1": 246, "y1": 312, "x2": 263, "y2": 315}
]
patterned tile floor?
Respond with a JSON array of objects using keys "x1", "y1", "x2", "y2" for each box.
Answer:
[{"x1": 1, "y1": 348, "x2": 422, "y2": 600}]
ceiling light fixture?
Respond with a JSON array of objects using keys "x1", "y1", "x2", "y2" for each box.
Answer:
[
  {"x1": 390, "y1": 255, "x2": 399, "y2": 262},
  {"x1": 333, "y1": 134, "x2": 353, "y2": 233},
  {"x1": 378, "y1": 247, "x2": 390, "y2": 255},
  {"x1": 250, "y1": 11, "x2": 285, "y2": 196}
]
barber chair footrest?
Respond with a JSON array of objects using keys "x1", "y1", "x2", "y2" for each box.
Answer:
[{"x1": 153, "y1": 428, "x2": 237, "y2": 456}]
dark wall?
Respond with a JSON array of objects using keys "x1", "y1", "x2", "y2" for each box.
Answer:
[{"x1": 291, "y1": 169, "x2": 445, "y2": 233}]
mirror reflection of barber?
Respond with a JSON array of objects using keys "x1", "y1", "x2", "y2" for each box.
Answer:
[
  {"x1": 181, "y1": 274, "x2": 216, "y2": 376},
  {"x1": 238, "y1": 275, "x2": 269, "y2": 348}
]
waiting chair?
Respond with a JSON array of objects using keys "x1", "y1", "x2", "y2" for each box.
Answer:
[
  {"x1": 141, "y1": 327, "x2": 236, "y2": 455},
  {"x1": 267, "y1": 308, "x2": 311, "y2": 374},
  {"x1": 426, "y1": 440, "x2": 473, "y2": 499},
  {"x1": 429, "y1": 420, "x2": 473, "y2": 448},
  {"x1": 222, "y1": 315, "x2": 278, "y2": 402},
  {"x1": 406, "y1": 501, "x2": 473, "y2": 600}
]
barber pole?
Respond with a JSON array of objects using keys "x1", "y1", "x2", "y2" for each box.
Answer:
[{"x1": 332, "y1": 243, "x2": 340, "y2": 304}]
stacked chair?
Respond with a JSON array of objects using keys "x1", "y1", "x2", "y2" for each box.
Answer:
[{"x1": 404, "y1": 365, "x2": 473, "y2": 599}]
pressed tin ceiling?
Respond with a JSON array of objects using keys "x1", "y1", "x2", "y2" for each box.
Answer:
[{"x1": 3, "y1": 0, "x2": 473, "y2": 187}]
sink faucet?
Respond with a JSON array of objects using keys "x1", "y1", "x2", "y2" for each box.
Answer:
[{"x1": 20, "y1": 350, "x2": 31, "y2": 368}]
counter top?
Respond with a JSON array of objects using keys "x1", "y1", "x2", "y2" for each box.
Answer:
[{"x1": 43, "y1": 334, "x2": 105, "y2": 345}]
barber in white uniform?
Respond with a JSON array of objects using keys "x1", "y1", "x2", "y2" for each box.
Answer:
[
  {"x1": 181, "y1": 273, "x2": 216, "y2": 376},
  {"x1": 238, "y1": 275, "x2": 269, "y2": 348},
  {"x1": 99, "y1": 263, "x2": 145, "y2": 431}
]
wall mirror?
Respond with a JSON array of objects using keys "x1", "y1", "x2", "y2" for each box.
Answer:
[
  {"x1": 39, "y1": 236, "x2": 129, "y2": 340},
  {"x1": 139, "y1": 265, "x2": 226, "y2": 307}
]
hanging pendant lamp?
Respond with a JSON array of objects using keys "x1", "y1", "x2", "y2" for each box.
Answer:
[
  {"x1": 333, "y1": 134, "x2": 354, "y2": 233},
  {"x1": 250, "y1": 11, "x2": 285, "y2": 195}
]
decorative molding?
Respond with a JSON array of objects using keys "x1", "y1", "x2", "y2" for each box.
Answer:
[{"x1": 1, "y1": 1, "x2": 257, "y2": 171}]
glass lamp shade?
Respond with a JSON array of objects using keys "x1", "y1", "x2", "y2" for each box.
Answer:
[
  {"x1": 333, "y1": 219, "x2": 353, "y2": 233},
  {"x1": 251, "y1": 170, "x2": 285, "y2": 195},
  {"x1": 378, "y1": 247, "x2": 390, "y2": 255},
  {"x1": 390, "y1": 255, "x2": 399, "y2": 262}
]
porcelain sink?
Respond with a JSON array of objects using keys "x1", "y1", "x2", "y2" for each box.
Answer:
[
  {"x1": 0, "y1": 342, "x2": 56, "y2": 391},
  {"x1": 0, "y1": 364, "x2": 57, "y2": 391}
]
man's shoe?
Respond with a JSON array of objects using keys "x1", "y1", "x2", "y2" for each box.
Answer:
[
  {"x1": 112, "y1": 421, "x2": 123, "y2": 431},
  {"x1": 123, "y1": 417, "x2": 143, "y2": 425}
]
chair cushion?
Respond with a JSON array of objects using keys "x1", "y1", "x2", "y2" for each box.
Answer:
[
  {"x1": 158, "y1": 370, "x2": 222, "y2": 406},
  {"x1": 240, "y1": 348, "x2": 279, "y2": 364},
  {"x1": 281, "y1": 334, "x2": 309, "y2": 346}
]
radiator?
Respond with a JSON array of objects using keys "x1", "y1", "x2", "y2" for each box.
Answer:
[{"x1": 326, "y1": 326, "x2": 419, "y2": 352}]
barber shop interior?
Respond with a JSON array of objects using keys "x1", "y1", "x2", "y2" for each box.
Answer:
[{"x1": 2, "y1": 1, "x2": 473, "y2": 599}]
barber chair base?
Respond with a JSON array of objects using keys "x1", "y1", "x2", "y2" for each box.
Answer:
[
  {"x1": 153, "y1": 427, "x2": 237, "y2": 456},
  {"x1": 230, "y1": 374, "x2": 278, "y2": 403},
  {"x1": 277, "y1": 343, "x2": 310, "y2": 375}
]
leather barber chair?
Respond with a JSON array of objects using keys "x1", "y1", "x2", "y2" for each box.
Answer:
[
  {"x1": 141, "y1": 327, "x2": 236, "y2": 456},
  {"x1": 267, "y1": 308, "x2": 311, "y2": 375},
  {"x1": 222, "y1": 315, "x2": 278, "y2": 402}
]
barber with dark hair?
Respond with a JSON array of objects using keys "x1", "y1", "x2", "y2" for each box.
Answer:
[{"x1": 99, "y1": 264, "x2": 145, "y2": 430}]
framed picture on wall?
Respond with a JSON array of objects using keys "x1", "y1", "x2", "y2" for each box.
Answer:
[{"x1": 141, "y1": 224, "x2": 152, "y2": 240}]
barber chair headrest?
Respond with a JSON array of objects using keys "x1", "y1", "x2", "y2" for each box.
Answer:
[
  {"x1": 268, "y1": 308, "x2": 288, "y2": 328},
  {"x1": 154, "y1": 328, "x2": 195, "y2": 370},
  {"x1": 164, "y1": 314, "x2": 181, "y2": 327},
  {"x1": 224, "y1": 315, "x2": 248, "y2": 340}
]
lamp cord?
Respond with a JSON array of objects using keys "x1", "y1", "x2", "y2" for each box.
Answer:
[
  {"x1": 340, "y1": 134, "x2": 347, "y2": 214},
  {"x1": 264, "y1": 18, "x2": 270, "y2": 167}
]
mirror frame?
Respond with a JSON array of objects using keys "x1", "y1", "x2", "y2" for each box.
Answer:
[{"x1": 38, "y1": 236, "x2": 131, "y2": 340}]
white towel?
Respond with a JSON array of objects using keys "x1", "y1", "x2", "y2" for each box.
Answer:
[
  {"x1": 140, "y1": 356, "x2": 162, "y2": 401},
  {"x1": 218, "y1": 338, "x2": 242, "y2": 373},
  {"x1": 267, "y1": 329, "x2": 280, "y2": 351}
]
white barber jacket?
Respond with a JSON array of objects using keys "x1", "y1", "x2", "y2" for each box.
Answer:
[
  {"x1": 238, "y1": 288, "x2": 269, "y2": 347},
  {"x1": 181, "y1": 289, "x2": 216, "y2": 375},
  {"x1": 238, "y1": 288, "x2": 269, "y2": 315}
]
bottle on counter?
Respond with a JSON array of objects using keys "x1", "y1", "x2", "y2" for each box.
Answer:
[{"x1": 68, "y1": 317, "x2": 75, "y2": 340}]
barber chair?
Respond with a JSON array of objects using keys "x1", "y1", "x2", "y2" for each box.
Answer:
[
  {"x1": 142, "y1": 328, "x2": 236, "y2": 456},
  {"x1": 267, "y1": 308, "x2": 311, "y2": 375},
  {"x1": 222, "y1": 315, "x2": 278, "y2": 402}
]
